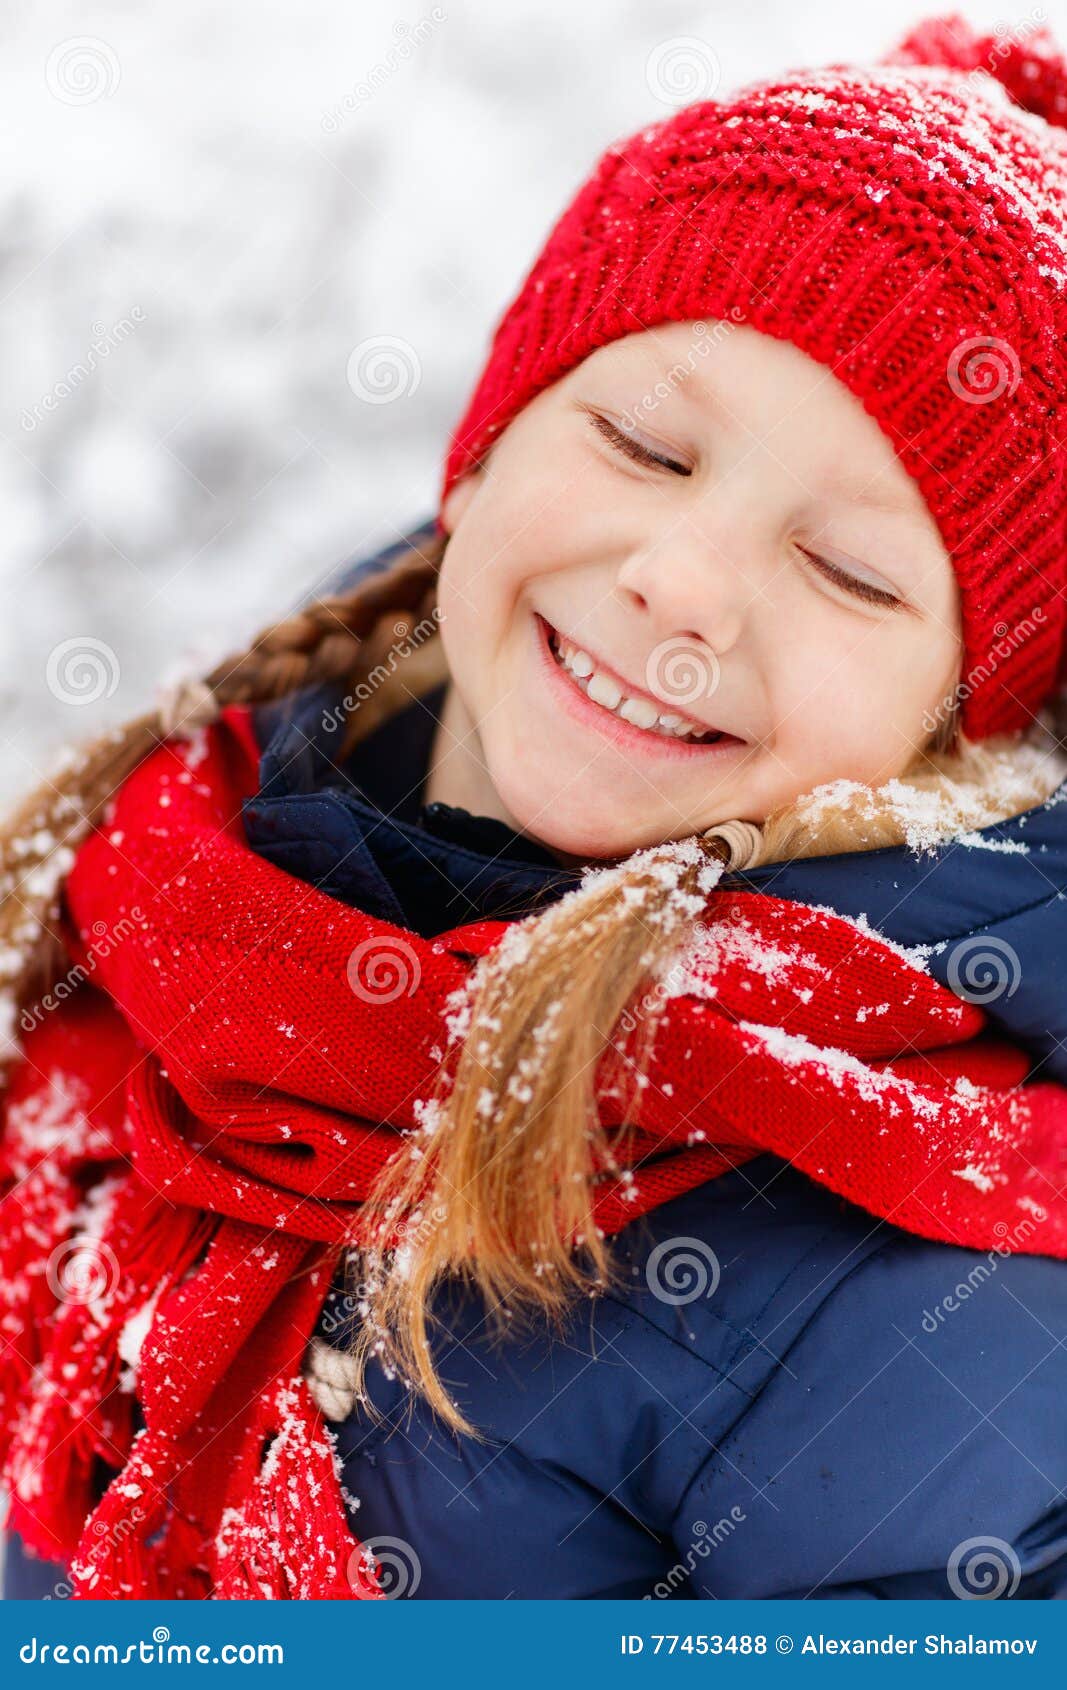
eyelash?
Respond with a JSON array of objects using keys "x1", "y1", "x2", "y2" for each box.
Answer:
[
  {"x1": 793, "y1": 548, "x2": 902, "y2": 608},
  {"x1": 586, "y1": 409, "x2": 692, "y2": 476},
  {"x1": 585, "y1": 410, "x2": 904, "y2": 610}
]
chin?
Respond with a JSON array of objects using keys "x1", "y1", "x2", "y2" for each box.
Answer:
[
  {"x1": 525, "y1": 814, "x2": 652, "y2": 862},
  {"x1": 487, "y1": 767, "x2": 668, "y2": 862}
]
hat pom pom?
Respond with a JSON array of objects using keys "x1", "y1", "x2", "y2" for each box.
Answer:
[{"x1": 882, "y1": 11, "x2": 1067, "y2": 129}]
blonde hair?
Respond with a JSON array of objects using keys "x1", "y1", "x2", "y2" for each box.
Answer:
[{"x1": 2, "y1": 534, "x2": 1063, "y2": 1437}]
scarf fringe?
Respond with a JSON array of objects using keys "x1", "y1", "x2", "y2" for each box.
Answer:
[
  {"x1": 2, "y1": 1173, "x2": 218, "y2": 1567},
  {"x1": 68, "y1": 1425, "x2": 213, "y2": 1600},
  {"x1": 0, "y1": 1160, "x2": 80, "y2": 1456},
  {"x1": 61, "y1": 1378, "x2": 377, "y2": 1599},
  {"x1": 213, "y1": 1377, "x2": 382, "y2": 1600}
]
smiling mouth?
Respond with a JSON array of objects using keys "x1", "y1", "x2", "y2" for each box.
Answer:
[{"x1": 543, "y1": 618, "x2": 737, "y2": 746}]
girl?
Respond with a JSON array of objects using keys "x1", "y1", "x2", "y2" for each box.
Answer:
[{"x1": 3, "y1": 13, "x2": 1067, "y2": 1600}]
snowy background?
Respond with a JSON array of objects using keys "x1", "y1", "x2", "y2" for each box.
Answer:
[{"x1": 2, "y1": 0, "x2": 1066, "y2": 801}]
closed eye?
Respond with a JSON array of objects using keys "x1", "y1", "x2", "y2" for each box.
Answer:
[
  {"x1": 795, "y1": 546, "x2": 904, "y2": 609},
  {"x1": 584, "y1": 409, "x2": 692, "y2": 476}
]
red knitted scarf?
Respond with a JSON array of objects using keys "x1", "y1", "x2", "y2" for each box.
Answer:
[{"x1": 1, "y1": 705, "x2": 1065, "y2": 1598}]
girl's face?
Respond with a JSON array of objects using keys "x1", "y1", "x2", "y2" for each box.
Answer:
[{"x1": 435, "y1": 319, "x2": 962, "y2": 860}]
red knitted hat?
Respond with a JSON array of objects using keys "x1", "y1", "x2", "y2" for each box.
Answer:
[{"x1": 437, "y1": 14, "x2": 1067, "y2": 741}]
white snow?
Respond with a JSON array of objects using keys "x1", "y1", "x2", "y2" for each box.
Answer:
[
  {"x1": 952, "y1": 1163, "x2": 997, "y2": 1194},
  {"x1": 116, "y1": 1281, "x2": 167, "y2": 1387},
  {"x1": 735, "y1": 1017, "x2": 949, "y2": 1122},
  {"x1": 4, "y1": 1068, "x2": 93, "y2": 1160},
  {"x1": 788, "y1": 730, "x2": 1067, "y2": 860}
]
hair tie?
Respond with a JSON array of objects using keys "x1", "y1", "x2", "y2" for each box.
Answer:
[{"x1": 701, "y1": 818, "x2": 763, "y2": 871}]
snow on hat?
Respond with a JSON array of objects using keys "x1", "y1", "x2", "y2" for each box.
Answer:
[{"x1": 438, "y1": 13, "x2": 1067, "y2": 741}]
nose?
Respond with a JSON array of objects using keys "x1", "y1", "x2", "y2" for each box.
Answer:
[{"x1": 615, "y1": 526, "x2": 748, "y2": 656}]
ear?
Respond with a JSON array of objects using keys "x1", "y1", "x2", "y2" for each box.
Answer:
[{"x1": 440, "y1": 465, "x2": 484, "y2": 536}]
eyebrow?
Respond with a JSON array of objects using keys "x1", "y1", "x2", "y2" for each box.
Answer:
[
  {"x1": 823, "y1": 466, "x2": 924, "y2": 519},
  {"x1": 665, "y1": 368, "x2": 922, "y2": 520}
]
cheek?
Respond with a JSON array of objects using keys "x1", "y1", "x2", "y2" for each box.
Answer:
[
  {"x1": 435, "y1": 568, "x2": 483, "y2": 714},
  {"x1": 435, "y1": 533, "x2": 527, "y2": 709},
  {"x1": 466, "y1": 413, "x2": 624, "y2": 570},
  {"x1": 769, "y1": 620, "x2": 953, "y2": 767}
]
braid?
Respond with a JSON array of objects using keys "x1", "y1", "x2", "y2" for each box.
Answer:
[
  {"x1": 0, "y1": 531, "x2": 446, "y2": 1053},
  {"x1": 205, "y1": 543, "x2": 442, "y2": 710}
]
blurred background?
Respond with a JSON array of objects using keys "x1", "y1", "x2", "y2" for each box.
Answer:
[{"x1": 1, "y1": 0, "x2": 1062, "y2": 799}]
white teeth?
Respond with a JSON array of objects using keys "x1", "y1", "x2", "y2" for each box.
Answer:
[
  {"x1": 618, "y1": 695, "x2": 659, "y2": 730},
  {"x1": 586, "y1": 671, "x2": 623, "y2": 711},
  {"x1": 550, "y1": 627, "x2": 719, "y2": 744}
]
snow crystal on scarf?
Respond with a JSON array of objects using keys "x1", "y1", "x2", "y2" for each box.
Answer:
[
  {"x1": 662, "y1": 901, "x2": 935, "y2": 993},
  {"x1": 660, "y1": 913, "x2": 821, "y2": 1002},
  {"x1": 3, "y1": 1069, "x2": 95, "y2": 1171},
  {"x1": 952, "y1": 1163, "x2": 997, "y2": 1194},
  {"x1": 736, "y1": 1019, "x2": 945, "y2": 1122}
]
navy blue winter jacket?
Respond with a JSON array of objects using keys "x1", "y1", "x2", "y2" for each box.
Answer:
[{"x1": 5, "y1": 520, "x2": 1067, "y2": 1601}]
